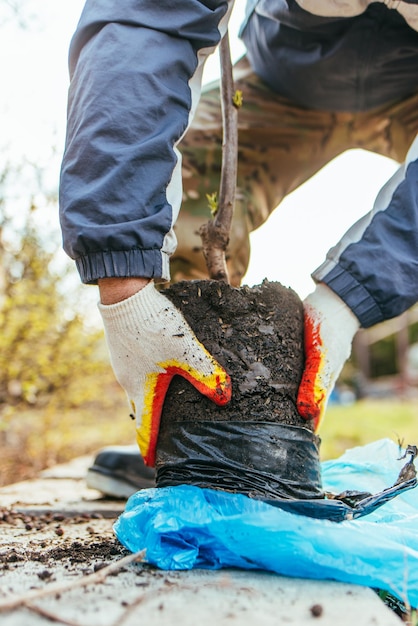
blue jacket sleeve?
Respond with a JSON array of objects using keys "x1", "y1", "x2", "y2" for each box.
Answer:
[
  {"x1": 313, "y1": 135, "x2": 418, "y2": 327},
  {"x1": 59, "y1": 0, "x2": 231, "y2": 284}
]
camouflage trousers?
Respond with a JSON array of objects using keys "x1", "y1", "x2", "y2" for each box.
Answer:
[{"x1": 172, "y1": 56, "x2": 418, "y2": 287}]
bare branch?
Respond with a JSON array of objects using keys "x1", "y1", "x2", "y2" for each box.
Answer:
[
  {"x1": 26, "y1": 602, "x2": 83, "y2": 626},
  {"x1": 0, "y1": 0, "x2": 28, "y2": 27},
  {"x1": 198, "y1": 31, "x2": 239, "y2": 283}
]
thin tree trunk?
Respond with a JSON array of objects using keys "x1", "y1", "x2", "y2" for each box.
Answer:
[{"x1": 198, "y1": 31, "x2": 239, "y2": 284}]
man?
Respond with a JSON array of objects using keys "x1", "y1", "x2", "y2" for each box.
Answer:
[{"x1": 60, "y1": 1, "x2": 418, "y2": 497}]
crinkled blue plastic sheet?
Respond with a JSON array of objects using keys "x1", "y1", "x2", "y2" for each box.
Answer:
[{"x1": 114, "y1": 439, "x2": 418, "y2": 606}]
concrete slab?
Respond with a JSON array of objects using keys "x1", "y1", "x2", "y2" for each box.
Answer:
[
  {"x1": 0, "y1": 459, "x2": 403, "y2": 626},
  {"x1": 0, "y1": 565, "x2": 402, "y2": 626},
  {"x1": 0, "y1": 455, "x2": 125, "y2": 518}
]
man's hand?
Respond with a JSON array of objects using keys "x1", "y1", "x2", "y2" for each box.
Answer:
[
  {"x1": 297, "y1": 283, "x2": 360, "y2": 431},
  {"x1": 98, "y1": 281, "x2": 231, "y2": 467}
]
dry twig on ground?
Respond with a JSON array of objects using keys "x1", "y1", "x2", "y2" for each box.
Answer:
[{"x1": 0, "y1": 549, "x2": 146, "y2": 614}]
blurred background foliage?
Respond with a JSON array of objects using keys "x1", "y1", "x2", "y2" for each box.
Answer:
[{"x1": 0, "y1": 163, "x2": 133, "y2": 486}]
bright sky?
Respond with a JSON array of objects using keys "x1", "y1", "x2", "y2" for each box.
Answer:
[{"x1": 0, "y1": 1, "x2": 398, "y2": 300}]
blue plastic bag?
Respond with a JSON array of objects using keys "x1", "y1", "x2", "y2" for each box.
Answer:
[{"x1": 114, "y1": 439, "x2": 418, "y2": 606}]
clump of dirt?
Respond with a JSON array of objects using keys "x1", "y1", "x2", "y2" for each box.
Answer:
[
  {"x1": 30, "y1": 539, "x2": 127, "y2": 565},
  {"x1": 157, "y1": 279, "x2": 323, "y2": 501},
  {"x1": 0, "y1": 507, "x2": 104, "y2": 533}
]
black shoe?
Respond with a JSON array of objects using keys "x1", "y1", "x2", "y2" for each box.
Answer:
[{"x1": 86, "y1": 445, "x2": 156, "y2": 498}]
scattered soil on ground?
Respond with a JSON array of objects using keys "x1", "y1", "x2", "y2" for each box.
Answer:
[{"x1": 0, "y1": 507, "x2": 128, "y2": 571}]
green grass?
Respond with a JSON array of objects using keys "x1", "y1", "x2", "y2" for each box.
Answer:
[{"x1": 320, "y1": 398, "x2": 418, "y2": 461}]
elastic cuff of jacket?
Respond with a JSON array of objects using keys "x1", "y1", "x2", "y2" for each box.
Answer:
[
  {"x1": 75, "y1": 249, "x2": 170, "y2": 285},
  {"x1": 314, "y1": 264, "x2": 383, "y2": 328}
]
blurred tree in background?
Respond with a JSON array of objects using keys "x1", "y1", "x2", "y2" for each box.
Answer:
[
  {"x1": 0, "y1": 184, "x2": 100, "y2": 409},
  {"x1": 0, "y1": 165, "x2": 132, "y2": 486},
  {"x1": 1, "y1": 0, "x2": 27, "y2": 26}
]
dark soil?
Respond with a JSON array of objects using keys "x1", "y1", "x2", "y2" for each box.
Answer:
[
  {"x1": 157, "y1": 280, "x2": 323, "y2": 501},
  {"x1": 162, "y1": 279, "x2": 308, "y2": 427}
]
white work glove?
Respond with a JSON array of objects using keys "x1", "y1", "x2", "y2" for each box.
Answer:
[
  {"x1": 98, "y1": 282, "x2": 231, "y2": 466},
  {"x1": 297, "y1": 283, "x2": 360, "y2": 431}
]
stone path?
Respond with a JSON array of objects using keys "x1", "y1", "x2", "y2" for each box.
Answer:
[{"x1": 0, "y1": 457, "x2": 402, "y2": 625}]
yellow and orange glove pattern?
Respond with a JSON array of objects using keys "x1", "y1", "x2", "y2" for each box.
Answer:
[
  {"x1": 99, "y1": 282, "x2": 231, "y2": 467},
  {"x1": 297, "y1": 283, "x2": 360, "y2": 431}
]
